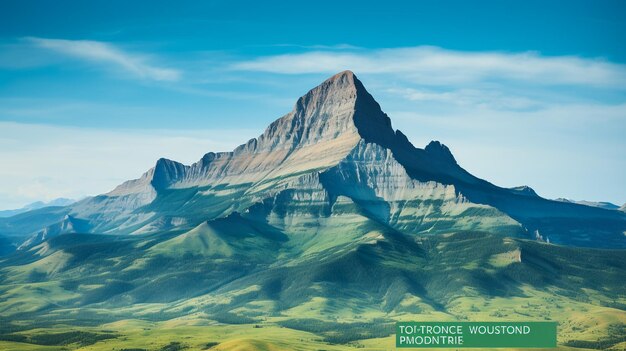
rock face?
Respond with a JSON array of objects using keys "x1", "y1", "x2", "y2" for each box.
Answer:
[
  {"x1": 176, "y1": 70, "x2": 398, "y2": 188},
  {"x1": 7, "y1": 70, "x2": 626, "y2": 249}
]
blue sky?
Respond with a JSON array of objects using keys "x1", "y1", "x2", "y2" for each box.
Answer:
[{"x1": 0, "y1": 0, "x2": 625, "y2": 209}]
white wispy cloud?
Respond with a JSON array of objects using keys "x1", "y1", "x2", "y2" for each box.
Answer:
[
  {"x1": 270, "y1": 43, "x2": 361, "y2": 50},
  {"x1": 385, "y1": 87, "x2": 544, "y2": 110},
  {"x1": 26, "y1": 37, "x2": 181, "y2": 81},
  {"x1": 232, "y1": 46, "x2": 626, "y2": 87}
]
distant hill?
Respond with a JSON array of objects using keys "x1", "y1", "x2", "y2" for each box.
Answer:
[
  {"x1": 555, "y1": 198, "x2": 620, "y2": 210},
  {"x1": 0, "y1": 198, "x2": 74, "y2": 218}
]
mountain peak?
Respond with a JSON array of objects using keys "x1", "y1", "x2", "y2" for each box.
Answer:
[
  {"x1": 152, "y1": 158, "x2": 187, "y2": 190},
  {"x1": 424, "y1": 140, "x2": 457, "y2": 164},
  {"x1": 107, "y1": 157, "x2": 187, "y2": 196},
  {"x1": 325, "y1": 69, "x2": 356, "y2": 84},
  {"x1": 242, "y1": 70, "x2": 386, "y2": 155},
  {"x1": 510, "y1": 185, "x2": 539, "y2": 197},
  {"x1": 110, "y1": 71, "x2": 468, "y2": 193}
]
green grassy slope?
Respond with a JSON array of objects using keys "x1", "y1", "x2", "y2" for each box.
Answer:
[{"x1": 0, "y1": 221, "x2": 624, "y2": 350}]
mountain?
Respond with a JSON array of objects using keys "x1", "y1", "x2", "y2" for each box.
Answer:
[
  {"x1": 0, "y1": 198, "x2": 74, "y2": 218},
  {"x1": 0, "y1": 71, "x2": 625, "y2": 350},
  {"x1": 509, "y1": 185, "x2": 539, "y2": 197},
  {"x1": 4, "y1": 70, "x2": 624, "y2": 250},
  {"x1": 555, "y1": 198, "x2": 620, "y2": 210}
]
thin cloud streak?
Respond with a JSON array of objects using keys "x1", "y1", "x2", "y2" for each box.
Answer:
[
  {"x1": 232, "y1": 46, "x2": 626, "y2": 87},
  {"x1": 26, "y1": 37, "x2": 181, "y2": 81},
  {"x1": 385, "y1": 87, "x2": 545, "y2": 111}
]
